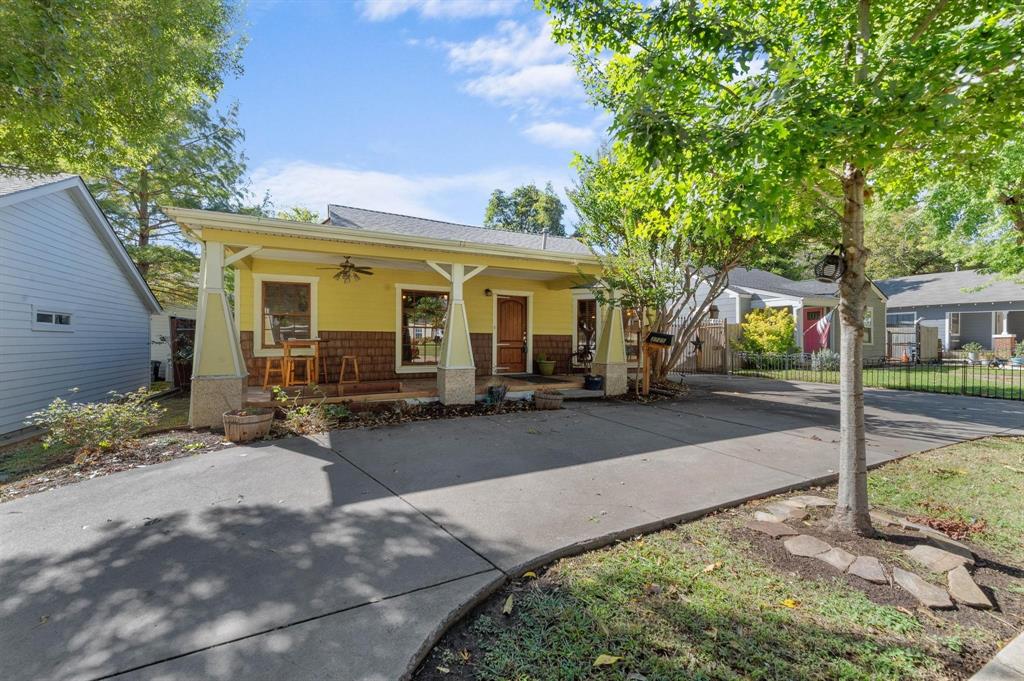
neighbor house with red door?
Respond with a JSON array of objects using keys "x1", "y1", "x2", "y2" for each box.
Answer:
[
  {"x1": 164, "y1": 204, "x2": 627, "y2": 427},
  {"x1": 701, "y1": 267, "x2": 888, "y2": 357}
]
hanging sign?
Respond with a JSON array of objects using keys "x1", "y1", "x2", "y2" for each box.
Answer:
[{"x1": 644, "y1": 331, "x2": 674, "y2": 348}]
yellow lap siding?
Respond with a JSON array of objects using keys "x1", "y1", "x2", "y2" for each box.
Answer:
[{"x1": 237, "y1": 260, "x2": 575, "y2": 336}]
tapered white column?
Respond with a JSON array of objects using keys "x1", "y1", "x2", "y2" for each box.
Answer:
[
  {"x1": 433, "y1": 262, "x2": 482, "y2": 404},
  {"x1": 190, "y1": 241, "x2": 248, "y2": 427},
  {"x1": 593, "y1": 291, "x2": 627, "y2": 395}
]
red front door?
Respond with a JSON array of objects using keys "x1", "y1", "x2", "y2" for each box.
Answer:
[
  {"x1": 803, "y1": 307, "x2": 830, "y2": 352},
  {"x1": 496, "y1": 296, "x2": 527, "y2": 373}
]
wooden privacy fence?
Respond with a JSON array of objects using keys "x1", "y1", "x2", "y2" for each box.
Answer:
[{"x1": 668, "y1": 320, "x2": 736, "y2": 374}]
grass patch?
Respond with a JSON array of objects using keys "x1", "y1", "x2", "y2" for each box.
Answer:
[
  {"x1": 421, "y1": 437, "x2": 1024, "y2": 680},
  {"x1": 869, "y1": 436, "x2": 1024, "y2": 559}
]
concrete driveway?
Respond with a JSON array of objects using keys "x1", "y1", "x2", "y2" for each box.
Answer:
[{"x1": 1, "y1": 377, "x2": 1021, "y2": 680}]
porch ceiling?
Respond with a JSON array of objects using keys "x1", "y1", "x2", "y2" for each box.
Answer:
[{"x1": 251, "y1": 249, "x2": 572, "y2": 281}]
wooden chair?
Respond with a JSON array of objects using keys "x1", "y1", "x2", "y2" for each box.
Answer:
[{"x1": 262, "y1": 318, "x2": 286, "y2": 388}]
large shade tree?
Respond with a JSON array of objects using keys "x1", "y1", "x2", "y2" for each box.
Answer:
[
  {"x1": 545, "y1": 0, "x2": 1024, "y2": 534},
  {"x1": 484, "y1": 182, "x2": 567, "y2": 236},
  {"x1": 89, "y1": 103, "x2": 247, "y2": 307},
  {"x1": 0, "y1": 0, "x2": 242, "y2": 175}
]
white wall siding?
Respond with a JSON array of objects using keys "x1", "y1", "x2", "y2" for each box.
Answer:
[{"x1": 0, "y1": 190, "x2": 151, "y2": 434}]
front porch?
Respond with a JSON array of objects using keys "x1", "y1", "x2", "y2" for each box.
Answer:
[
  {"x1": 245, "y1": 373, "x2": 588, "y2": 407},
  {"x1": 167, "y1": 206, "x2": 628, "y2": 427}
]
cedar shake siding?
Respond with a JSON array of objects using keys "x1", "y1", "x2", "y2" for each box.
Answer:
[{"x1": 533, "y1": 334, "x2": 573, "y2": 375}]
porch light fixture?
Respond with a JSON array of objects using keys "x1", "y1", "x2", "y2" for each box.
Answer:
[
  {"x1": 814, "y1": 245, "x2": 847, "y2": 283},
  {"x1": 484, "y1": 288, "x2": 493, "y2": 297}
]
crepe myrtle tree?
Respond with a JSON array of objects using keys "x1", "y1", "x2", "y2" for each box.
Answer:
[
  {"x1": 570, "y1": 143, "x2": 810, "y2": 386},
  {"x1": 545, "y1": 0, "x2": 1024, "y2": 534}
]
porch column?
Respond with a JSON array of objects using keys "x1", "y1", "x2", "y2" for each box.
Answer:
[
  {"x1": 593, "y1": 292, "x2": 627, "y2": 396},
  {"x1": 437, "y1": 263, "x2": 477, "y2": 404},
  {"x1": 190, "y1": 241, "x2": 247, "y2": 427},
  {"x1": 994, "y1": 310, "x2": 1016, "y2": 358}
]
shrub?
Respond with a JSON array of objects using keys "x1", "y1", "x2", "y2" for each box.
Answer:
[
  {"x1": 811, "y1": 349, "x2": 841, "y2": 371},
  {"x1": 961, "y1": 342, "x2": 984, "y2": 353},
  {"x1": 735, "y1": 308, "x2": 797, "y2": 354},
  {"x1": 28, "y1": 387, "x2": 164, "y2": 457},
  {"x1": 1014, "y1": 340, "x2": 1024, "y2": 357},
  {"x1": 272, "y1": 386, "x2": 329, "y2": 435}
]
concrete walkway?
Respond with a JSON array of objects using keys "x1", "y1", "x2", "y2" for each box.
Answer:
[{"x1": 1, "y1": 377, "x2": 1021, "y2": 681}]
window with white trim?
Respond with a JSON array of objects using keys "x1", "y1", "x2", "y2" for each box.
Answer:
[
  {"x1": 863, "y1": 306, "x2": 873, "y2": 344},
  {"x1": 949, "y1": 312, "x2": 961, "y2": 337},
  {"x1": 886, "y1": 311, "x2": 915, "y2": 327},
  {"x1": 32, "y1": 308, "x2": 73, "y2": 331},
  {"x1": 400, "y1": 289, "x2": 448, "y2": 367}
]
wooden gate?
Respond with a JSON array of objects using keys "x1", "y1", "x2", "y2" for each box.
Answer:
[
  {"x1": 672, "y1": 320, "x2": 730, "y2": 374},
  {"x1": 169, "y1": 317, "x2": 196, "y2": 387}
]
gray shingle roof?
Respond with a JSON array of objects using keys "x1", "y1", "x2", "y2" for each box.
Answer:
[
  {"x1": 326, "y1": 204, "x2": 591, "y2": 256},
  {"x1": 0, "y1": 172, "x2": 75, "y2": 198},
  {"x1": 726, "y1": 267, "x2": 839, "y2": 299},
  {"x1": 877, "y1": 270, "x2": 1024, "y2": 308}
]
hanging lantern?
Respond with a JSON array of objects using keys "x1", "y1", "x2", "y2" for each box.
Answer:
[{"x1": 814, "y1": 245, "x2": 847, "y2": 283}]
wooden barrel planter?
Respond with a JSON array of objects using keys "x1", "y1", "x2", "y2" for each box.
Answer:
[
  {"x1": 533, "y1": 390, "x2": 564, "y2": 410},
  {"x1": 223, "y1": 408, "x2": 275, "y2": 443}
]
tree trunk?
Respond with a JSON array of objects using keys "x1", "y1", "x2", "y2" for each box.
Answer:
[
  {"x1": 137, "y1": 169, "x2": 151, "y2": 278},
  {"x1": 830, "y1": 163, "x2": 874, "y2": 536}
]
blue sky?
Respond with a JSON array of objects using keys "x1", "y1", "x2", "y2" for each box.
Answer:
[{"x1": 221, "y1": 0, "x2": 605, "y2": 227}]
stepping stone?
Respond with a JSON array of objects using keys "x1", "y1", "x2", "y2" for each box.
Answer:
[
  {"x1": 906, "y1": 544, "x2": 971, "y2": 573},
  {"x1": 744, "y1": 520, "x2": 799, "y2": 538},
  {"x1": 755, "y1": 503, "x2": 809, "y2": 523},
  {"x1": 848, "y1": 555, "x2": 888, "y2": 584},
  {"x1": 816, "y1": 546, "x2": 856, "y2": 572},
  {"x1": 947, "y1": 566, "x2": 992, "y2": 609},
  {"x1": 893, "y1": 567, "x2": 954, "y2": 609},
  {"x1": 784, "y1": 534, "x2": 831, "y2": 558},
  {"x1": 925, "y1": 534, "x2": 975, "y2": 565},
  {"x1": 786, "y1": 495, "x2": 836, "y2": 508}
]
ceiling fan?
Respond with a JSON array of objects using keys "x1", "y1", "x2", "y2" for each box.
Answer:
[{"x1": 317, "y1": 256, "x2": 375, "y2": 283}]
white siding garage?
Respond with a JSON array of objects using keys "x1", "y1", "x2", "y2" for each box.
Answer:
[{"x1": 0, "y1": 175, "x2": 161, "y2": 435}]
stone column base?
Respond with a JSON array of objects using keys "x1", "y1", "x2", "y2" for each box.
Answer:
[
  {"x1": 994, "y1": 334, "x2": 1017, "y2": 359},
  {"x1": 437, "y1": 366, "x2": 476, "y2": 405},
  {"x1": 593, "y1": 361, "x2": 627, "y2": 396},
  {"x1": 190, "y1": 375, "x2": 246, "y2": 429}
]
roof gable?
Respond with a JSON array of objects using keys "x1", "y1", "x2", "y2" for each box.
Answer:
[{"x1": 0, "y1": 173, "x2": 161, "y2": 313}]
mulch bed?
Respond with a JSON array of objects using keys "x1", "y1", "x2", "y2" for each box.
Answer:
[{"x1": 0, "y1": 430, "x2": 230, "y2": 503}]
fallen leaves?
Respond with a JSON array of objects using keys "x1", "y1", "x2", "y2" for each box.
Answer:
[
  {"x1": 781, "y1": 598, "x2": 800, "y2": 609},
  {"x1": 592, "y1": 654, "x2": 622, "y2": 667},
  {"x1": 703, "y1": 562, "x2": 722, "y2": 573},
  {"x1": 502, "y1": 595, "x2": 514, "y2": 616}
]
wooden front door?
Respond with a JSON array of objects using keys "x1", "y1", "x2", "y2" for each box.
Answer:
[{"x1": 496, "y1": 295, "x2": 527, "y2": 373}]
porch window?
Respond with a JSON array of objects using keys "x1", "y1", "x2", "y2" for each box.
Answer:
[
  {"x1": 261, "y1": 281, "x2": 311, "y2": 347},
  {"x1": 401, "y1": 290, "x2": 448, "y2": 366},
  {"x1": 886, "y1": 311, "x2": 915, "y2": 327},
  {"x1": 575, "y1": 298, "x2": 597, "y2": 354},
  {"x1": 863, "y1": 306, "x2": 873, "y2": 344},
  {"x1": 949, "y1": 312, "x2": 961, "y2": 337}
]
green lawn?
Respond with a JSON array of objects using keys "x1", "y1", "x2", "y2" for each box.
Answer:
[
  {"x1": 425, "y1": 437, "x2": 1024, "y2": 680},
  {"x1": 869, "y1": 436, "x2": 1024, "y2": 559},
  {"x1": 0, "y1": 393, "x2": 192, "y2": 487},
  {"x1": 734, "y1": 364, "x2": 1024, "y2": 399}
]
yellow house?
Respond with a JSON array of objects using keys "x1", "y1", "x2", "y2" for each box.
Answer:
[{"x1": 164, "y1": 205, "x2": 628, "y2": 427}]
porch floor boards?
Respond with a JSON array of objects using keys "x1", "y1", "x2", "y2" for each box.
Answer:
[{"x1": 245, "y1": 373, "x2": 586, "y2": 407}]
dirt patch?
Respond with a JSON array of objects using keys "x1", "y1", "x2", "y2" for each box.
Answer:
[{"x1": 0, "y1": 430, "x2": 230, "y2": 503}]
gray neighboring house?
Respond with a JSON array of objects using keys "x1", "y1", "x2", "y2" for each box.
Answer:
[
  {"x1": 877, "y1": 269, "x2": 1024, "y2": 354},
  {"x1": 698, "y1": 267, "x2": 889, "y2": 357},
  {"x1": 0, "y1": 173, "x2": 162, "y2": 436}
]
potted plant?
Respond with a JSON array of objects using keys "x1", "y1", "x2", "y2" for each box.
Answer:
[
  {"x1": 962, "y1": 341, "x2": 984, "y2": 364},
  {"x1": 533, "y1": 388, "x2": 564, "y2": 410},
  {"x1": 535, "y1": 352, "x2": 556, "y2": 376},
  {"x1": 1012, "y1": 340, "x2": 1024, "y2": 367},
  {"x1": 223, "y1": 407, "x2": 275, "y2": 442}
]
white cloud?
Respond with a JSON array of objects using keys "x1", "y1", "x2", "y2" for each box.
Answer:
[
  {"x1": 248, "y1": 160, "x2": 570, "y2": 224},
  {"x1": 446, "y1": 19, "x2": 566, "y2": 71},
  {"x1": 359, "y1": 0, "x2": 518, "y2": 21},
  {"x1": 464, "y1": 63, "x2": 582, "y2": 105},
  {"x1": 441, "y1": 18, "x2": 584, "y2": 108},
  {"x1": 522, "y1": 121, "x2": 596, "y2": 149}
]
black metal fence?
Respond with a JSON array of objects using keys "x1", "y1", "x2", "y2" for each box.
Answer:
[{"x1": 730, "y1": 351, "x2": 1024, "y2": 401}]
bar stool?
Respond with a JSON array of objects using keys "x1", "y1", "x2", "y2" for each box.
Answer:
[
  {"x1": 338, "y1": 355, "x2": 360, "y2": 388},
  {"x1": 262, "y1": 356, "x2": 285, "y2": 388},
  {"x1": 288, "y1": 354, "x2": 316, "y2": 385}
]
